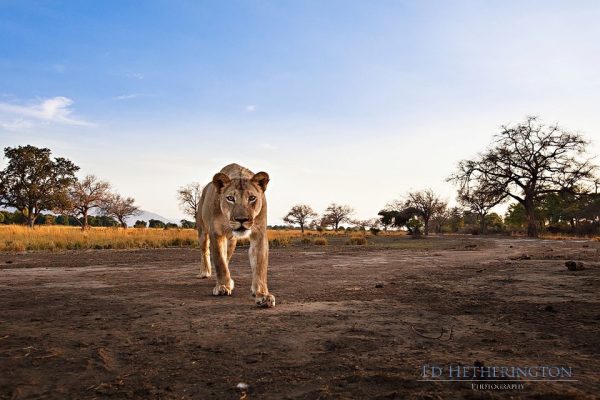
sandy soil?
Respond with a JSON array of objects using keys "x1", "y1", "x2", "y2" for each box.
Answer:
[{"x1": 0, "y1": 236, "x2": 599, "y2": 399}]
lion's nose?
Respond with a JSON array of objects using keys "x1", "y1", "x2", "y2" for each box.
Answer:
[{"x1": 235, "y1": 217, "x2": 250, "y2": 224}]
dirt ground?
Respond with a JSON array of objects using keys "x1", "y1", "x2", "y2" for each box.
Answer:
[{"x1": 0, "y1": 236, "x2": 599, "y2": 400}]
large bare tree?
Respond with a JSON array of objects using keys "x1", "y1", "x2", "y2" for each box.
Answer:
[
  {"x1": 177, "y1": 182, "x2": 203, "y2": 220},
  {"x1": 66, "y1": 175, "x2": 111, "y2": 230},
  {"x1": 283, "y1": 204, "x2": 317, "y2": 233},
  {"x1": 102, "y1": 193, "x2": 141, "y2": 228},
  {"x1": 323, "y1": 203, "x2": 354, "y2": 231},
  {"x1": 450, "y1": 116, "x2": 597, "y2": 237}
]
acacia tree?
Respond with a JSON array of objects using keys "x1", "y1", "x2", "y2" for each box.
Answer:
[
  {"x1": 283, "y1": 204, "x2": 317, "y2": 233},
  {"x1": 0, "y1": 145, "x2": 79, "y2": 227},
  {"x1": 351, "y1": 218, "x2": 379, "y2": 231},
  {"x1": 377, "y1": 210, "x2": 397, "y2": 231},
  {"x1": 102, "y1": 193, "x2": 141, "y2": 228},
  {"x1": 450, "y1": 116, "x2": 597, "y2": 237},
  {"x1": 65, "y1": 175, "x2": 111, "y2": 230},
  {"x1": 323, "y1": 203, "x2": 354, "y2": 231},
  {"x1": 177, "y1": 182, "x2": 203, "y2": 220},
  {"x1": 403, "y1": 190, "x2": 447, "y2": 235}
]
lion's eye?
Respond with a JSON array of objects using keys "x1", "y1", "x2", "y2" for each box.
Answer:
[
  {"x1": 249, "y1": 195, "x2": 257, "y2": 202},
  {"x1": 226, "y1": 195, "x2": 235, "y2": 202}
]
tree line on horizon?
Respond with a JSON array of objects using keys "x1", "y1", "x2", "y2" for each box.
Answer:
[
  {"x1": 272, "y1": 116, "x2": 600, "y2": 237},
  {"x1": 0, "y1": 145, "x2": 141, "y2": 229},
  {"x1": 2, "y1": 117, "x2": 599, "y2": 237}
]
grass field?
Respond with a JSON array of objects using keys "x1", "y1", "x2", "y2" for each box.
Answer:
[
  {"x1": 2, "y1": 225, "x2": 596, "y2": 252},
  {"x1": 0, "y1": 225, "x2": 404, "y2": 252}
]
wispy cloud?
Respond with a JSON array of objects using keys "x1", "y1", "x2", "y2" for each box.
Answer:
[
  {"x1": 0, "y1": 96, "x2": 94, "y2": 127},
  {"x1": 113, "y1": 93, "x2": 144, "y2": 100},
  {"x1": 245, "y1": 105, "x2": 257, "y2": 112},
  {"x1": 126, "y1": 72, "x2": 144, "y2": 80},
  {"x1": 0, "y1": 118, "x2": 34, "y2": 131}
]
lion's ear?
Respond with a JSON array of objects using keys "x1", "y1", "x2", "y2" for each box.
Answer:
[
  {"x1": 212, "y1": 172, "x2": 231, "y2": 193},
  {"x1": 251, "y1": 171, "x2": 270, "y2": 192}
]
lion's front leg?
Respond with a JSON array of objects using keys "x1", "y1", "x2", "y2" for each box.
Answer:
[
  {"x1": 198, "y1": 230, "x2": 211, "y2": 278},
  {"x1": 249, "y1": 232, "x2": 275, "y2": 308},
  {"x1": 210, "y1": 234, "x2": 234, "y2": 296}
]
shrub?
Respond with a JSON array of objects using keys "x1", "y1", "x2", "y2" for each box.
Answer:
[
  {"x1": 346, "y1": 236, "x2": 367, "y2": 245},
  {"x1": 148, "y1": 219, "x2": 165, "y2": 228},
  {"x1": 236, "y1": 238, "x2": 250, "y2": 247},
  {"x1": 270, "y1": 236, "x2": 291, "y2": 247},
  {"x1": 314, "y1": 237, "x2": 328, "y2": 246},
  {"x1": 369, "y1": 227, "x2": 381, "y2": 235},
  {"x1": 301, "y1": 237, "x2": 313, "y2": 245}
]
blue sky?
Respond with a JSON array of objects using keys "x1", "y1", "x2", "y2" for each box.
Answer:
[{"x1": 1, "y1": 1, "x2": 599, "y2": 223}]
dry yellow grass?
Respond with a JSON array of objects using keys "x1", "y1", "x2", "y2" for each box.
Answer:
[
  {"x1": 0, "y1": 226, "x2": 408, "y2": 252},
  {"x1": 0, "y1": 225, "x2": 197, "y2": 251},
  {"x1": 0, "y1": 225, "x2": 307, "y2": 252}
]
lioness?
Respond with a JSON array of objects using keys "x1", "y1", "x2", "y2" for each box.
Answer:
[{"x1": 196, "y1": 163, "x2": 275, "y2": 308}]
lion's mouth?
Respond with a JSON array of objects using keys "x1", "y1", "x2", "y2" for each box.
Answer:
[{"x1": 232, "y1": 227, "x2": 252, "y2": 239}]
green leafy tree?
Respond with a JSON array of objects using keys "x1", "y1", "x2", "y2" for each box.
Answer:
[
  {"x1": 377, "y1": 210, "x2": 398, "y2": 231},
  {"x1": 148, "y1": 219, "x2": 166, "y2": 228},
  {"x1": 134, "y1": 220, "x2": 147, "y2": 228},
  {"x1": 504, "y1": 203, "x2": 528, "y2": 230},
  {"x1": 447, "y1": 207, "x2": 464, "y2": 233},
  {"x1": 0, "y1": 145, "x2": 79, "y2": 227},
  {"x1": 484, "y1": 212, "x2": 504, "y2": 232},
  {"x1": 55, "y1": 215, "x2": 69, "y2": 225},
  {"x1": 180, "y1": 219, "x2": 195, "y2": 229}
]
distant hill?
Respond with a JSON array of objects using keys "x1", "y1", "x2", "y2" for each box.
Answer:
[{"x1": 125, "y1": 210, "x2": 182, "y2": 226}]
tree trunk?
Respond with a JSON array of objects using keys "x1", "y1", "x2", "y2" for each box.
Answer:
[
  {"x1": 120, "y1": 218, "x2": 127, "y2": 229},
  {"x1": 300, "y1": 224, "x2": 304, "y2": 234},
  {"x1": 479, "y1": 212, "x2": 487, "y2": 234},
  {"x1": 423, "y1": 218, "x2": 430, "y2": 235},
  {"x1": 82, "y1": 209, "x2": 89, "y2": 230},
  {"x1": 27, "y1": 206, "x2": 35, "y2": 228},
  {"x1": 524, "y1": 199, "x2": 539, "y2": 237}
]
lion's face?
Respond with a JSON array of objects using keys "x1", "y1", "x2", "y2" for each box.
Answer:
[{"x1": 212, "y1": 171, "x2": 269, "y2": 237}]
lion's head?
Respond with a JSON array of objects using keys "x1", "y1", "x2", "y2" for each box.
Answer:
[{"x1": 212, "y1": 171, "x2": 269, "y2": 238}]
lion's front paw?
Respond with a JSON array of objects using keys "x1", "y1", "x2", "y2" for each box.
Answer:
[
  {"x1": 213, "y1": 279, "x2": 234, "y2": 296},
  {"x1": 255, "y1": 293, "x2": 275, "y2": 308},
  {"x1": 199, "y1": 271, "x2": 211, "y2": 279}
]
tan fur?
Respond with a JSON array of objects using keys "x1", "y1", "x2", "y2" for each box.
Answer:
[{"x1": 196, "y1": 163, "x2": 275, "y2": 308}]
